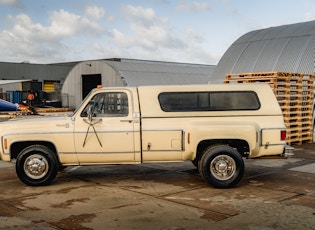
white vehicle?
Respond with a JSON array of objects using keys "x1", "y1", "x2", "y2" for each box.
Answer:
[{"x1": 0, "y1": 84, "x2": 287, "y2": 188}]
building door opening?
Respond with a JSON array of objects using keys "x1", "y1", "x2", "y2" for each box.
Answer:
[{"x1": 82, "y1": 74, "x2": 102, "y2": 100}]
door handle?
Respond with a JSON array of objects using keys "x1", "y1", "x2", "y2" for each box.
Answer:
[
  {"x1": 120, "y1": 119, "x2": 133, "y2": 123},
  {"x1": 56, "y1": 123, "x2": 70, "y2": 128}
]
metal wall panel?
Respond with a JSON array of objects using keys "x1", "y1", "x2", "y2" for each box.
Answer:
[
  {"x1": 231, "y1": 40, "x2": 267, "y2": 73},
  {"x1": 0, "y1": 62, "x2": 73, "y2": 83},
  {"x1": 274, "y1": 36, "x2": 310, "y2": 72},
  {"x1": 252, "y1": 38, "x2": 289, "y2": 72}
]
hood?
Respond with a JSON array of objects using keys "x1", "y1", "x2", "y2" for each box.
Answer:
[{"x1": 0, "y1": 116, "x2": 73, "y2": 136}]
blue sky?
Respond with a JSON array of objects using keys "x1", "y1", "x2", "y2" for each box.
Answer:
[{"x1": 0, "y1": 0, "x2": 314, "y2": 65}]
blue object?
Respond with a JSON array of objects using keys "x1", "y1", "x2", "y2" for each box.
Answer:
[
  {"x1": 6, "y1": 91, "x2": 22, "y2": 104},
  {"x1": 0, "y1": 99, "x2": 18, "y2": 111}
]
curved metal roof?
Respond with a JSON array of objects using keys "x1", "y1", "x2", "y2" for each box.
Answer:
[
  {"x1": 104, "y1": 58, "x2": 215, "y2": 86},
  {"x1": 212, "y1": 20, "x2": 315, "y2": 83}
]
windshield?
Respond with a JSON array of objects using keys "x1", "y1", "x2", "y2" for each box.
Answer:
[{"x1": 71, "y1": 89, "x2": 96, "y2": 116}]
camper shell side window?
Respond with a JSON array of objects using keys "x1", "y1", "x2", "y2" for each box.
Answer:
[{"x1": 158, "y1": 91, "x2": 260, "y2": 112}]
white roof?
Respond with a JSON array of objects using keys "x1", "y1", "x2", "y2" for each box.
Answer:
[{"x1": 0, "y1": 79, "x2": 32, "y2": 85}]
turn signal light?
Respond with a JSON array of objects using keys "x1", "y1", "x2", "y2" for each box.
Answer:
[{"x1": 4, "y1": 138, "x2": 7, "y2": 150}]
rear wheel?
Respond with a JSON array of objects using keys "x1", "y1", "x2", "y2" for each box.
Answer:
[
  {"x1": 199, "y1": 145, "x2": 244, "y2": 188},
  {"x1": 16, "y1": 145, "x2": 59, "y2": 186}
]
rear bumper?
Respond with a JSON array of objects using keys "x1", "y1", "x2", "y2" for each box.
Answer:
[{"x1": 283, "y1": 145, "x2": 294, "y2": 157}]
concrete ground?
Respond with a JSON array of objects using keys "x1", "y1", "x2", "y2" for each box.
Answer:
[{"x1": 0, "y1": 144, "x2": 314, "y2": 230}]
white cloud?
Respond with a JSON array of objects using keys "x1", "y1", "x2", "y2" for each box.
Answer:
[
  {"x1": 85, "y1": 5, "x2": 114, "y2": 21},
  {"x1": 85, "y1": 5, "x2": 105, "y2": 19},
  {"x1": 122, "y1": 5, "x2": 156, "y2": 21},
  {"x1": 0, "y1": 0, "x2": 23, "y2": 8},
  {"x1": 112, "y1": 29, "x2": 136, "y2": 47},
  {"x1": 2, "y1": 10, "x2": 105, "y2": 42},
  {"x1": 48, "y1": 9, "x2": 105, "y2": 38},
  {"x1": 176, "y1": 1, "x2": 211, "y2": 12},
  {"x1": 0, "y1": 10, "x2": 106, "y2": 63},
  {"x1": 184, "y1": 28, "x2": 205, "y2": 43},
  {"x1": 107, "y1": 4, "x2": 215, "y2": 64},
  {"x1": 0, "y1": 14, "x2": 64, "y2": 63},
  {"x1": 112, "y1": 5, "x2": 186, "y2": 52},
  {"x1": 130, "y1": 23, "x2": 185, "y2": 49},
  {"x1": 121, "y1": 4, "x2": 168, "y2": 26},
  {"x1": 304, "y1": 11, "x2": 315, "y2": 21}
]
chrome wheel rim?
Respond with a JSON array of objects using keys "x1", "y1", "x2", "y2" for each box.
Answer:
[
  {"x1": 210, "y1": 155, "x2": 236, "y2": 181},
  {"x1": 24, "y1": 154, "x2": 49, "y2": 179}
]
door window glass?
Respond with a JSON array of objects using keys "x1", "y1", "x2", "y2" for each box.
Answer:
[{"x1": 81, "y1": 92, "x2": 129, "y2": 117}]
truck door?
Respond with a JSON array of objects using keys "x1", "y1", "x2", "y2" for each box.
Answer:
[{"x1": 74, "y1": 90, "x2": 138, "y2": 164}]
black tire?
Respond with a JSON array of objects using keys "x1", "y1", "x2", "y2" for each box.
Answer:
[
  {"x1": 191, "y1": 158, "x2": 199, "y2": 168},
  {"x1": 199, "y1": 145, "x2": 244, "y2": 188},
  {"x1": 16, "y1": 145, "x2": 59, "y2": 186},
  {"x1": 59, "y1": 166, "x2": 68, "y2": 171}
]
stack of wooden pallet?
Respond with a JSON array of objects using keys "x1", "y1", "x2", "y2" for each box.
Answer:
[{"x1": 224, "y1": 72, "x2": 315, "y2": 145}]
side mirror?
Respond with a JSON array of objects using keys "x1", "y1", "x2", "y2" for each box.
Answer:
[{"x1": 87, "y1": 106, "x2": 93, "y2": 122}]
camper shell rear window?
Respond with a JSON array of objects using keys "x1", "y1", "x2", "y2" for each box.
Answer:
[{"x1": 158, "y1": 91, "x2": 260, "y2": 112}]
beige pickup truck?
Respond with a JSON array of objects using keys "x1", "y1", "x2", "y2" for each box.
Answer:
[{"x1": 0, "y1": 84, "x2": 287, "y2": 188}]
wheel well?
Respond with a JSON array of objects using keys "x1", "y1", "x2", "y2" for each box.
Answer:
[
  {"x1": 196, "y1": 139, "x2": 249, "y2": 160},
  {"x1": 10, "y1": 141, "x2": 58, "y2": 160}
]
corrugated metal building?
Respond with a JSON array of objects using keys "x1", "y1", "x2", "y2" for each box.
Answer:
[
  {"x1": 0, "y1": 61, "x2": 75, "y2": 91},
  {"x1": 62, "y1": 58, "x2": 215, "y2": 108},
  {"x1": 212, "y1": 20, "x2": 315, "y2": 82}
]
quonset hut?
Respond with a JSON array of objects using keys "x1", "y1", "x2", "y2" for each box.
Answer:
[
  {"x1": 61, "y1": 58, "x2": 215, "y2": 108},
  {"x1": 212, "y1": 20, "x2": 315, "y2": 82}
]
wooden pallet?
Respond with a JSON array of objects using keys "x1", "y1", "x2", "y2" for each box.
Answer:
[
  {"x1": 35, "y1": 107, "x2": 74, "y2": 113},
  {"x1": 224, "y1": 71, "x2": 315, "y2": 145}
]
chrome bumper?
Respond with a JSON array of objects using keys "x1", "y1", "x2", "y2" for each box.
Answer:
[{"x1": 284, "y1": 145, "x2": 294, "y2": 157}]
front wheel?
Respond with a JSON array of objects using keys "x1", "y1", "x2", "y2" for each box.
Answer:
[
  {"x1": 199, "y1": 145, "x2": 244, "y2": 188},
  {"x1": 16, "y1": 145, "x2": 59, "y2": 186}
]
